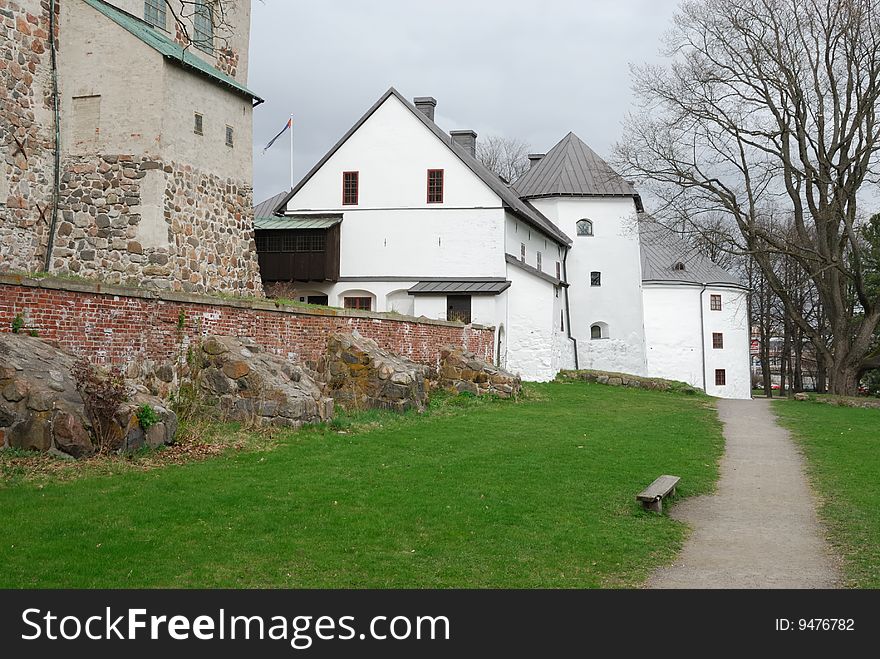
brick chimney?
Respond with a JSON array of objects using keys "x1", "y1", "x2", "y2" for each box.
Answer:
[
  {"x1": 451, "y1": 130, "x2": 477, "y2": 157},
  {"x1": 413, "y1": 97, "x2": 437, "y2": 122},
  {"x1": 528, "y1": 153, "x2": 545, "y2": 169}
]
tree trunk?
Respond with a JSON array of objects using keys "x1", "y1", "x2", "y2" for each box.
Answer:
[{"x1": 829, "y1": 363, "x2": 861, "y2": 396}]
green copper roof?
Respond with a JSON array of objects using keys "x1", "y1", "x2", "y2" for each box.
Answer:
[
  {"x1": 254, "y1": 215, "x2": 343, "y2": 230},
  {"x1": 83, "y1": 0, "x2": 263, "y2": 103}
]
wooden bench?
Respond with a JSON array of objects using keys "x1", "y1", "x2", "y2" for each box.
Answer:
[{"x1": 636, "y1": 475, "x2": 680, "y2": 513}]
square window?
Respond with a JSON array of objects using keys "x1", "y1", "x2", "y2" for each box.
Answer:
[
  {"x1": 344, "y1": 297, "x2": 372, "y2": 311},
  {"x1": 225, "y1": 125, "x2": 234, "y2": 147},
  {"x1": 343, "y1": 171, "x2": 359, "y2": 205},
  {"x1": 710, "y1": 294, "x2": 722, "y2": 311},
  {"x1": 715, "y1": 369, "x2": 727, "y2": 386},
  {"x1": 590, "y1": 271, "x2": 601, "y2": 287},
  {"x1": 194, "y1": 113, "x2": 203, "y2": 135},
  {"x1": 427, "y1": 169, "x2": 444, "y2": 203},
  {"x1": 713, "y1": 332, "x2": 724, "y2": 349}
]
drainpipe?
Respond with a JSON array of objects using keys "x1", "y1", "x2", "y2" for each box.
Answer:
[
  {"x1": 42, "y1": 0, "x2": 61, "y2": 273},
  {"x1": 563, "y1": 246, "x2": 579, "y2": 369},
  {"x1": 699, "y1": 284, "x2": 708, "y2": 392}
]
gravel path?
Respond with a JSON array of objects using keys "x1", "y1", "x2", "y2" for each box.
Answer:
[{"x1": 648, "y1": 398, "x2": 840, "y2": 589}]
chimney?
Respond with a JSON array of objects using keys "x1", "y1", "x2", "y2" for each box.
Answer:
[
  {"x1": 450, "y1": 130, "x2": 477, "y2": 157},
  {"x1": 528, "y1": 153, "x2": 545, "y2": 169},
  {"x1": 413, "y1": 96, "x2": 437, "y2": 122}
]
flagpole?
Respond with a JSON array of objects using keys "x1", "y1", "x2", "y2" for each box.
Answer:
[{"x1": 289, "y1": 115, "x2": 294, "y2": 191}]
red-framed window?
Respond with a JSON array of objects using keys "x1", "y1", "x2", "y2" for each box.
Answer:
[
  {"x1": 712, "y1": 332, "x2": 724, "y2": 349},
  {"x1": 710, "y1": 294, "x2": 722, "y2": 311},
  {"x1": 342, "y1": 171, "x2": 359, "y2": 205},
  {"x1": 343, "y1": 296, "x2": 371, "y2": 311},
  {"x1": 427, "y1": 169, "x2": 444, "y2": 203},
  {"x1": 715, "y1": 369, "x2": 727, "y2": 386}
]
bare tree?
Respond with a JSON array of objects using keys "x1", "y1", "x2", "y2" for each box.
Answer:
[
  {"x1": 477, "y1": 135, "x2": 531, "y2": 184},
  {"x1": 615, "y1": 0, "x2": 880, "y2": 395}
]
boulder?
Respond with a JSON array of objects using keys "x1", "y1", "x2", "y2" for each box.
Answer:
[
  {"x1": 319, "y1": 331, "x2": 433, "y2": 412},
  {"x1": 436, "y1": 346, "x2": 522, "y2": 398},
  {"x1": 150, "y1": 335, "x2": 333, "y2": 428},
  {"x1": 0, "y1": 334, "x2": 176, "y2": 458}
]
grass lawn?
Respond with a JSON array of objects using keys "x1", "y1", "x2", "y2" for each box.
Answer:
[
  {"x1": 773, "y1": 400, "x2": 880, "y2": 588},
  {"x1": 0, "y1": 382, "x2": 723, "y2": 588}
]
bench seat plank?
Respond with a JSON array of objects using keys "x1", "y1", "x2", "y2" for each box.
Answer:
[{"x1": 636, "y1": 475, "x2": 680, "y2": 512}]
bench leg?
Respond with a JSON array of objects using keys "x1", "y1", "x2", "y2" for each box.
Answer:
[{"x1": 641, "y1": 498, "x2": 662, "y2": 513}]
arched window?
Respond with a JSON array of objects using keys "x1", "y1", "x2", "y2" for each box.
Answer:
[
  {"x1": 591, "y1": 325, "x2": 602, "y2": 340},
  {"x1": 673, "y1": 261, "x2": 686, "y2": 271},
  {"x1": 576, "y1": 219, "x2": 594, "y2": 236}
]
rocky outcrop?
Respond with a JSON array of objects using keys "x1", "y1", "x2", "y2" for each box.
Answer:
[
  {"x1": 0, "y1": 334, "x2": 176, "y2": 458},
  {"x1": 557, "y1": 370, "x2": 700, "y2": 395},
  {"x1": 319, "y1": 331, "x2": 434, "y2": 412},
  {"x1": 146, "y1": 335, "x2": 333, "y2": 428},
  {"x1": 437, "y1": 346, "x2": 522, "y2": 398}
]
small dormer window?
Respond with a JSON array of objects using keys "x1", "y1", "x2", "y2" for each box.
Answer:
[
  {"x1": 577, "y1": 219, "x2": 594, "y2": 236},
  {"x1": 193, "y1": 0, "x2": 215, "y2": 54},
  {"x1": 144, "y1": 0, "x2": 167, "y2": 29},
  {"x1": 673, "y1": 262, "x2": 686, "y2": 271}
]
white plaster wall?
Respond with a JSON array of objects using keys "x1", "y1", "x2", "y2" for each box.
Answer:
[
  {"x1": 643, "y1": 283, "x2": 752, "y2": 399},
  {"x1": 162, "y1": 64, "x2": 253, "y2": 181},
  {"x1": 505, "y1": 265, "x2": 558, "y2": 382},
  {"x1": 332, "y1": 208, "x2": 506, "y2": 278},
  {"x1": 643, "y1": 285, "x2": 704, "y2": 388},
  {"x1": 703, "y1": 287, "x2": 752, "y2": 399},
  {"x1": 60, "y1": 5, "x2": 165, "y2": 157},
  {"x1": 533, "y1": 197, "x2": 646, "y2": 375},
  {"x1": 504, "y1": 212, "x2": 565, "y2": 277}
]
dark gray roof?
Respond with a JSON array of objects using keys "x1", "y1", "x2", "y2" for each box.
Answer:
[
  {"x1": 640, "y1": 224, "x2": 744, "y2": 287},
  {"x1": 275, "y1": 88, "x2": 571, "y2": 246},
  {"x1": 408, "y1": 280, "x2": 511, "y2": 295},
  {"x1": 513, "y1": 132, "x2": 635, "y2": 199},
  {"x1": 505, "y1": 254, "x2": 567, "y2": 286},
  {"x1": 254, "y1": 190, "x2": 290, "y2": 219}
]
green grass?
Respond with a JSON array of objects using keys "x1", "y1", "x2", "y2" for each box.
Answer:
[
  {"x1": 773, "y1": 400, "x2": 880, "y2": 588},
  {"x1": 0, "y1": 382, "x2": 723, "y2": 588}
]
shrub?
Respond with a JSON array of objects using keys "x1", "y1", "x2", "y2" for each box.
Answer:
[
  {"x1": 136, "y1": 404, "x2": 160, "y2": 431},
  {"x1": 11, "y1": 313, "x2": 24, "y2": 334},
  {"x1": 71, "y1": 359, "x2": 130, "y2": 452}
]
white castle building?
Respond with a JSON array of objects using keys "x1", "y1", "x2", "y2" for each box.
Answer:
[{"x1": 255, "y1": 88, "x2": 751, "y2": 398}]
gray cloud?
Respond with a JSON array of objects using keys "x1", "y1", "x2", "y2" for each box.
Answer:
[{"x1": 249, "y1": 0, "x2": 679, "y2": 203}]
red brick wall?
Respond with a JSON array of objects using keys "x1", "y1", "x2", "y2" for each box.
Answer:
[{"x1": 0, "y1": 277, "x2": 495, "y2": 369}]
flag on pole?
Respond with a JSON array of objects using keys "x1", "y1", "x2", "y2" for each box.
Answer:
[{"x1": 263, "y1": 118, "x2": 292, "y2": 153}]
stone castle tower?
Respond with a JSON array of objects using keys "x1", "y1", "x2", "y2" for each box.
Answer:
[{"x1": 1, "y1": 0, "x2": 263, "y2": 296}]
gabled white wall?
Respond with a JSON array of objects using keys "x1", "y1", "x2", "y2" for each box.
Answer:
[
  {"x1": 532, "y1": 197, "x2": 647, "y2": 375},
  {"x1": 702, "y1": 286, "x2": 751, "y2": 399},
  {"x1": 287, "y1": 95, "x2": 507, "y2": 278}
]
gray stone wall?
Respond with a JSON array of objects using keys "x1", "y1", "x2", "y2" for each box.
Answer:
[
  {"x1": 51, "y1": 156, "x2": 263, "y2": 295},
  {"x1": 0, "y1": 0, "x2": 55, "y2": 273}
]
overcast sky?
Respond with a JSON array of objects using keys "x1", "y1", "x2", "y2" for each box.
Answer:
[{"x1": 249, "y1": 0, "x2": 680, "y2": 204}]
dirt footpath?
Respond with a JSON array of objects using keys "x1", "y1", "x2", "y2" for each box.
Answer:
[{"x1": 648, "y1": 398, "x2": 840, "y2": 589}]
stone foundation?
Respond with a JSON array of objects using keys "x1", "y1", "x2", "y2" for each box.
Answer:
[{"x1": 50, "y1": 156, "x2": 262, "y2": 295}]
